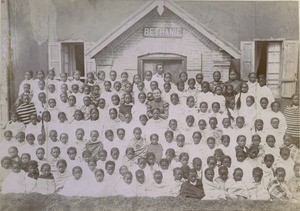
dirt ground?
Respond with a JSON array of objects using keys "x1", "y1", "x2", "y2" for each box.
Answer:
[{"x1": 0, "y1": 193, "x2": 300, "y2": 211}]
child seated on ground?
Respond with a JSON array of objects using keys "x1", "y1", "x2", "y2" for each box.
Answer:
[
  {"x1": 146, "y1": 152, "x2": 159, "y2": 172},
  {"x1": 192, "y1": 157, "x2": 203, "y2": 180},
  {"x1": 287, "y1": 163, "x2": 300, "y2": 202},
  {"x1": 36, "y1": 163, "x2": 56, "y2": 194},
  {"x1": 0, "y1": 157, "x2": 12, "y2": 192},
  {"x1": 25, "y1": 160, "x2": 39, "y2": 193},
  {"x1": 169, "y1": 167, "x2": 184, "y2": 196},
  {"x1": 276, "y1": 147, "x2": 294, "y2": 181},
  {"x1": 134, "y1": 169, "x2": 148, "y2": 197},
  {"x1": 203, "y1": 167, "x2": 226, "y2": 200},
  {"x1": 225, "y1": 168, "x2": 250, "y2": 199},
  {"x1": 53, "y1": 159, "x2": 70, "y2": 192},
  {"x1": 179, "y1": 168, "x2": 205, "y2": 199},
  {"x1": 2, "y1": 161, "x2": 25, "y2": 193},
  {"x1": 261, "y1": 154, "x2": 276, "y2": 188},
  {"x1": 59, "y1": 166, "x2": 88, "y2": 196},
  {"x1": 8, "y1": 146, "x2": 21, "y2": 163},
  {"x1": 267, "y1": 167, "x2": 292, "y2": 200},
  {"x1": 147, "y1": 133, "x2": 163, "y2": 163},
  {"x1": 248, "y1": 167, "x2": 270, "y2": 200},
  {"x1": 214, "y1": 166, "x2": 229, "y2": 191}
]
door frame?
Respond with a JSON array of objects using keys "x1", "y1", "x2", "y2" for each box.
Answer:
[{"x1": 137, "y1": 53, "x2": 187, "y2": 80}]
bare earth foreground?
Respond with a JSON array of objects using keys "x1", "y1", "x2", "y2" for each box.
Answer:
[{"x1": 0, "y1": 194, "x2": 299, "y2": 211}]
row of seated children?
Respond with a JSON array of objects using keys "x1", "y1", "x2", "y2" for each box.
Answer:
[{"x1": 1, "y1": 152, "x2": 299, "y2": 201}]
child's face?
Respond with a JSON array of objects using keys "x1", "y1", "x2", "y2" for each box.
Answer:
[
  {"x1": 249, "y1": 73, "x2": 256, "y2": 83},
  {"x1": 215, "y1": 87, "x2": 222, "y2": 95},
  {"x1": 83, "y1": 154, "x2": 91, "y2": 162},
  {"x1": 88, "y1": 162, "x2": 96, "y2": 171},
  {"x1": 83, "y1": 86, "x2": 90, "y2": 95},
  {"x1": 188, "y1": 80, "x2": 195, "y2": 88},
  {"x1": 212, "y1": 103, "x2": 220, "y2": 113},
  {"x1": 61, "y1": 84, "x2": 68, "y2": 93},
  {"x1": 26, "y1": 137, "x2": 35, "y2": 145},
  {"x1": 28, "y1": 165, "x2": 37, "y2": 174},
  {"x1": 260, "y1": 99, "x2": 268, "y2": 109},
  {"x1": 187, "y1": 98, "x2": 195, "y2": 108},
  {"x1": 139, "y1": 116, "x2": 147, "y2": 126},
  {"x1": 74, "y1": 72, "x2": 80, "y2": 80},
  {"x1": 104, "y1": 82, "x2": 111, "y2": 91},
  {"x1": 265, "y1": 157, "x2": 274, "y2": 168},
  {"x1": 83, "y1": 97, "x2": 91, "y2": 106},
  {"x1": 9, "y1": 148, "x2": 18, "y2": 158},
  {"x1": 200, "y1": 103, "x2": 208, "y2": 113},
  {"x1": 68, "y1": 97, "x2": 76, "y2": 106},
  {"x1": 193, "y1": 160, "x2": 202, "y2": 171},
  {"x1": 276, "y1": 171, "x2": 285, "y2": 183},
  {"x1": 236, "y1": 151, "x2": 246, "y2": 162},
  {"x1": 180, "y1": 73, "x2": 188, "y2": 82},
  {"x1": 57, "y1": 162, "x2": 66, "y2": 173},
  {"x1": 176, "y1": 137, "x2": 185, "y2": 147},
  {"x1": 90, "y1": 109, "x2": 99, "y2": 120},
  {"x1": 12, "y1": 163, "x2": 21, "y2": 173},
  {"x1": 113, "y1": 83, "x2": 121, "y2": 92},
  {"x1": 220, "y1": 169, "x2": 228, "y2": 181},
  {"x1": 266, "y1": 137, "x2": 275, "y2": 147},
  {"x1": 198, "y1": 120, "x2": 206, "y2": 130},
  {"x1": 11, "y1": 114, "x2": 18, "y2": 122},
  {"x1": 252, "y1": 136, "x2": 261, "y2": 146},
  {"x1": 48, "y1": 85, "x2": 55, "y2": 93},
  {"x1": 188, "y1": 172, "x2": 198, "y2": 183},
  {"x1": 150, "y1": 135, "x2": 159, "y2": 145},
  {"x1": 164, "y1": 84, "x2": 171, "y2": 93},
  {"x1": 4, "y1": 132, "x2": 12, "y2": 141},
  {"x1": 209, "y1": 119, "x2": 217, "y2": 129},
  {"x1": 109, "y1": 110, "x2": 117, "y2": 119},
  {"x1": 281, "y1": 150, "x2": 290, "y2": 160},
  {"x1": 51, "y1": 149, "x2": 60, "y2": 158},
  {"x1": 36, "y1": 150, "x2": 45, "y2": 160},
  {"x1": 154, "y1": 174, "x2": 163, "y2": 184},
  {"x1": 246, "y1": 97, "x2": 254, "y2": 107},
  {"x1": 223, "y1": 158, "x2": 231, "y2": 168},
  {"x1": 138, "y1": 159, "x2": 147, "y2": 169},
  {"x1": 99, "y1": 152, "x2": 107, "y2": 161},
  {"x1": 236, "y1": 118, "x2": 244, "y2": 128},
  {"x1": 166, "y1": 151, "x2": 174, "y2": 161},
  {"x1": 73, "y1": 168, "x2": 82, "y2": 180},
  {"x1": 152, "y1": 109, "x2": 160, "y2": 119},
  {"x1": 109, "y1": 71, "x2": 117, "y2": 81},
  {"x1": 23, "y1": 85, "x2": 30, "y2": 92},
  {"x1": 170, "y1": 94, "x2": 179, "y2": 105},
  {"x1": 25, "y1": 71, "x2": 33, "y2": 80},
  {"x1": 106, "y1": 131, "x2": 114, "y2": 141},
  {"x1": 136, "y1": 172, "x2": 145, "y2": 184},
  {"x1": 145, "y1": 71, "x2": 152, "y2": 81},
  {"x1": 147, "y1": 155, "x2": 156, "y2": 165},
  {"x1": 164, "y1": 74, "x2": 172, "y2": 83},
  {"x1": 126, "y1": 150, "x2": 135, "y2": 160},
  {"x1": 255, "y1": 121, "x2": 263, "y2": 131},
  {"x1": 111, "y1": 96, "x2": 120, "y2": 105},
  {"x1": 111, "y1": 150, "x2": 119, "y2": 160},
  {"x1": 60, "y1": 134, "x2": 68, "y2": 144},
  {"x1": 133, "y1": 129, "x2": 142, "y2": 139},
  {"x1": 208, "y1": 159, "x2": 216, "y2": 169},
  {"x1": 253, "y1": 171, "x2": 263, "y2": 183},
  {"x1": 292, "y1": 95, "x2": 299, "y2": 106},
  {"x1": 180, "y1": 155, "x2": 189, "y2": 166},
  {"x1": 16, "y1": 133, "x2": 25, "y2": 143},
  {"x1": 165, "y1": 132, "x2": 173, "y2": 143},
  {"x1": 68, "y1": 150, "x2": 76, "y2": 160},
  {"x1": 226, "y1": 85, "x2": 233, "y2": 94},
  {"x1": 238, "y1": 136, "x2": 248, "y2": 150},
  {"x1": 50, "y1": 131, "x2": 58, "y2": 141},
  {"x1": 205, "y1": 169, "x2": 214, "y2": 181},
  {"x1": 106, "y1": 164, "x2": 115, "y2": 175},
  {"x1": 42, "y1": 166, "x2": 51, "y2": 177},
  {"x1": 117, "y1": 130, "x2": 125, "y2": 140},
  {"x1": 241, "y1": 84, "x2": 248, "y2": 93},
  {"x1": 169, "y1": 120, "x2": 177, "y2": 131},
  {"x1": 177, "y1": 83, "x2": 185, "y2": 92},
  {"x1": 2, "y1": 160, "x2": 11, "y2": 169},
  {"x1": 215, "y1": 153, "x2": 223, "y2": 162},
  {"x1": 233, "y1": 170, "x2": 243, "y2": 181},
  {"x1": 121, "y1": 74, "x2": 128, "y2": 82},
  {"x1": 222, "y1": 138, "x2": 230, "y2": 147},
  {"x1": 160, "y1": 161, "x2": 169, "y2": 170},
  {"x1": 213, "y1": 72, "x2": 221, "y2": 82},
  {"x1": 95, "y1": 171, "x2": 104, "y2": 182},
  {"x1": 196, "y1": 74, "x2": 203, "y2": 84},
  {"x1": 271, "y1": 119, "x2": 279, "y2": 129},
  {"x1": 229, "y1": 71, "x2": 237, "y2": 81},
  {"x1": 125, "y1": 83, "x2": 133, "y2": 92},
  {"x1": 76, "y1": 130, "x2": 84, "y2": 140},
  {"x1": 174, "y1": 169, "x2": 183, "y2": 180},
  {"x1": 98, "y1": 72, "x2": 105, "y2": 80},
  {"x1": 193, "y1": 133, "x2": 201, "y2": 144},
  {"x1": 60, "y1": 94, "x2": 68, "y2": 103},
  {"x1": 38, "y1": 82, "x2": 45, "y2": 90},
  {"x1": 91, "y1": 131, "x2": 99, "y2": 142},
  {"x1": 21, "y1": 155, "x2": 30, "y2": 164},
  {"x1": 283, "y1": 136, "x2": 293, "y2": 146},
  {"x1": 271, "y1": 103, "x2": 280, "y2": 112},
  {"x1": 38, "y1": 135, "x2": 46, "y2": 145},
  {"x1": 61, "y1": 73, "x2": 67, "y2": 82},
  {"x1": 123, "y1": 174, "x2": 132, "y2": 184},
  {"x1": 138, "y1": 94, "x2": 146, "y2": 103},
  {"x1": 248, "y1": 149, "x2": 259, "y2": 159},
  {"x1": 207, "y1": 139, "x2": 215, "y2": 149},
  {"x1": 49, "y1": 99, "x2": 56, "y2": 108}
]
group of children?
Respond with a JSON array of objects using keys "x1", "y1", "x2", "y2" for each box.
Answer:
[{"x1": 0, "y1": 68, "x2": 299, "y2": 200}]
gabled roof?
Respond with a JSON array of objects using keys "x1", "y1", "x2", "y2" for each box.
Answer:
[{"x1": 86, "y1": 0, "x2": 241, "y2": 59}]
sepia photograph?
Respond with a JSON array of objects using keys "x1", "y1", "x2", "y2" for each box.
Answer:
[{"x1": 0, "y1": 0, "x2": 299, "y2": 210}]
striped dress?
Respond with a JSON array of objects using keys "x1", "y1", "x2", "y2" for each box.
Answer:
[
  {"x1": 284, "y1": 105, "x2": 300, "y2": 138},
  {"x1": 17, "y1": 101, "x2": 37, "y2": 125}
]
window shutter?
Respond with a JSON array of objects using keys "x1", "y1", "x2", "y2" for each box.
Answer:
[
  {"x1": 281, "y1": 41, "x2": 299, "y2": 98},
  {"x1": 48, "y1": 42, "x2": 61, "y2": 76},
  {"x1": 240, "y1": 41, "x2": 255, "y2": 81}
]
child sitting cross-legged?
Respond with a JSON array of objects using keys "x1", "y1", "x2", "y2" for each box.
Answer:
[
  {"x1": 146, "y1": 170, "x2": 170, "y2": 197},
  {"x1": 179, "y1": 168, "x2": 205, "y2": 199},
  {"x1": 36, "y1": 163, "x2": 56, "y2": 194},
  {"x1": 2, "y1": 160, "x2": 25, "y2": 193},
  {"x1": 248, "y1": 167, "x2": 270, "y2": 200},
  {"x1": 225, "y1": 168, "x2": 250, "y2": 199},
  {"x1": 202, "y1": 167, "x2": 226, "y2": 200},
  {"x1": 25, "y1": 160, "x2": 39, "y2": 193},
  {"x1": 267, "y1": 167, "x2": 292, "y2": 200}
]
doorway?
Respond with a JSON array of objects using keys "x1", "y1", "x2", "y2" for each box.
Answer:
[{"x1": 138, "y1": 53, "x2": 187, "y2": 83}]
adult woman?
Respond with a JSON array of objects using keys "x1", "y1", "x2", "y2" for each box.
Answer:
[
  {"x1": 146, "y1": 88, "x2": 169, "y2": 120},
  {"x1": 225, "y1": 69, "x2": 242, "y2": 94}
]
